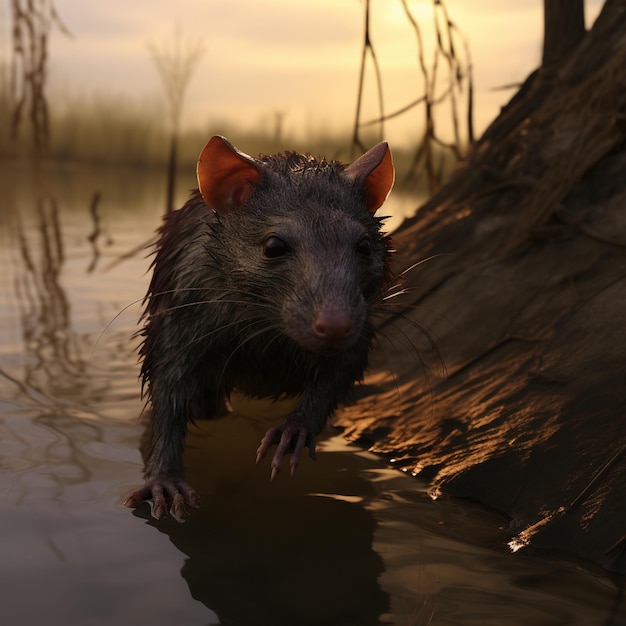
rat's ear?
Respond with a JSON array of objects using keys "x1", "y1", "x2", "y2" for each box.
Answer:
[
  {"x1": 197, "y1": 136, "x2": 263, "y2": 213},
  {"x1": 344, "y1": 142, "x2": 395, "y2": 214}
]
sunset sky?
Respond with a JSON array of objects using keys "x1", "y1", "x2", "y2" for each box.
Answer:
[{"x1": 2, "y1": 0, "x2": 605, "y2": 146}]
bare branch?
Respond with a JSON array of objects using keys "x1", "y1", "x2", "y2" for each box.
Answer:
[
  {"x1": 354, "y1": 0, "x2": 473, "y2": 194},
  {"x1": 148, "y1": 24, "x2": 205, "y2": 133},
  {"x1": 148, "y1": 25, "x2": 205, "y2": 213},
  {"x1": 351, "y1": 0, "x2": 385, "y2": 157}
]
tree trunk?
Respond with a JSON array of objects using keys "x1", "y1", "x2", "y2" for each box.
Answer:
[
  {"x1": 336, "y1": 0, "x2": 626, "y2": 572},
  {"x1": 542, "y1": 0, "x2": 585, "y2": 66}
]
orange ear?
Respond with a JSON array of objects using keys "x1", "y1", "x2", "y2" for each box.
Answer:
[
  {"x1": 344, "y1": 142, "x2": 395, "y2": 214},
  {"x1": 197, "y1": 136, "x2": 262, "y2": 213}
]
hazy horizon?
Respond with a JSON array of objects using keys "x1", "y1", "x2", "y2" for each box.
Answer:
[{"x1": 1, "y1": 1, "x2": 605, "y2": 148}]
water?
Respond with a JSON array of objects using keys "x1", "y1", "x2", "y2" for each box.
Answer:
[{"x1": 0, "y1": 161, "x2": 624, "y2": 625}]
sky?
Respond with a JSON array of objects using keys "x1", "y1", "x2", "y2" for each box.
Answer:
[{"x1": 1, "y1": 0, "x2": 606, "y2": 147}]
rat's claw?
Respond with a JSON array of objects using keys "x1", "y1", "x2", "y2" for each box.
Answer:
[
  {"x1": 170, "y1": 492, "x2": 187, "y2": 520},
  {"x1": 256, "y1": 425, "x2": 281, "y2": 464},
  {"x1": 150, "y1": 482, "x2": 167, "y2": 519},
  {"x1": 258, "y1": 421, "x2": 317, "y2": 480},
  {"x1": 123, "y1": 477, "x2": 199, "y2": 520},
  {"x1": 290, "y1": 439, "x2": 318, "y2": 477},
  {"x1": 122, "y1": 484, "x2": 153, "y2": 509},
  {"x1": 288, "y1": 428, "x2": 309, "y2": 477},
  {"x1": 268, "y1": 428, "x2": 292, "y2": 479}
]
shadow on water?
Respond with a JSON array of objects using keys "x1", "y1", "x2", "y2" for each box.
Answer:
[{"x1": 1, "y1": 162, "x2": 626, "y2": 625}]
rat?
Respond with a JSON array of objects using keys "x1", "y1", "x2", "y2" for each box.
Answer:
[{"x1": 123, "y1": 135, "x2": 395, "y2": 519}]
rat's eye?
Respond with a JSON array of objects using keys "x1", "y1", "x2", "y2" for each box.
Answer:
[
  {"x1": 356, "y1": 237, "x2": 372, "y2": 257},
  {"x1": 263, "y1": 235, "x2": 289, "y2": 258}
]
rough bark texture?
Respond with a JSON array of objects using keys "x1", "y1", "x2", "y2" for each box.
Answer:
[{"x1": 336, "y1": 0, "x2": 626, "y2": 571}]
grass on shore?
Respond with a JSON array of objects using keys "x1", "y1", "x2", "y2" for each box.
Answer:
[{"x1": 1, "y1": 93, "x2": 459, "y2": 194}]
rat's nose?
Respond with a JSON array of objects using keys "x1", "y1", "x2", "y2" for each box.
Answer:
[{"x1": 312, "y1": 310, "x2": 353, "y2": 341}]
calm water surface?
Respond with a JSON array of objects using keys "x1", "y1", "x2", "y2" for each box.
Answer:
[{"x1": 0, "y1": 162, "x2": 624, "y2": 625}]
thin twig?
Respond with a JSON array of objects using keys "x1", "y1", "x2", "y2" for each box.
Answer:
[{"x1": 351, "y1": 0, "x2": 385, "y2": 157}]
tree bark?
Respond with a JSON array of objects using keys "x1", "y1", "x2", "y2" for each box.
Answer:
[
  {"x1": 336, "y1": 0, "x2": 626, "y2": 572},
  {"x1": 542, "y1": 0, "x2": 585, "y2": 66}
]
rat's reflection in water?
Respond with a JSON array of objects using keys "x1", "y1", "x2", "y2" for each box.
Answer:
[{"x1": 132, "y1": 395, "x2": 388, "y2": 626}]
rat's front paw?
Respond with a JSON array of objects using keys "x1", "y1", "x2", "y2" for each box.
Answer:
[
  {"x1": 122, "y1": 477, "x2": 199, "y2": 520},
  {"x1": 256, "y1": 421, "x2": 318, "y2": 480}
]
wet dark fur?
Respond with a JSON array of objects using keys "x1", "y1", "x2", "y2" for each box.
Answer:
[{"x1": 138, "y1": 152, "x2": 393, "y2": 480}]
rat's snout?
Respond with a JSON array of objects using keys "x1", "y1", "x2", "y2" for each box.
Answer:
[{"x1": 312, "y1": 309, "x2": 354, "y2": 342}]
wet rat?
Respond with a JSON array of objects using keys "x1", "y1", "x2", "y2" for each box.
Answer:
[{"x1": 123, "y1": 135, "x2": 395, "y2": 519}]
